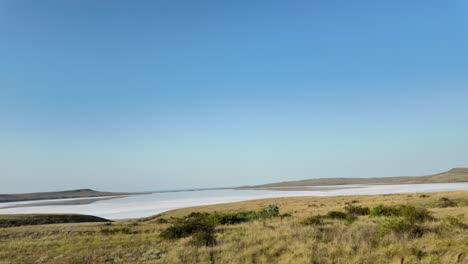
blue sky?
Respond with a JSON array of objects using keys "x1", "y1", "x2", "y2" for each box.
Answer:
[{"x1": 1, "y1": 0, "x2": 468, "y2": 193}]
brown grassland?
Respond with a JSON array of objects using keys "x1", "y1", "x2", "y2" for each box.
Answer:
[{"x1": 0, "y1": 191, "x2": 467, "y2": 264}]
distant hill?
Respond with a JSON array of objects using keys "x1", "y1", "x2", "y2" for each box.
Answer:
[
  {"x1": 0, "y1": 189, "x2": 142, "y2": 203},
  {"x1": 238, "y1": 168, "x2": 468, "y2": 189},
  {"x1": 0, "y1": 214, "x2": 110, "y2": 228}
]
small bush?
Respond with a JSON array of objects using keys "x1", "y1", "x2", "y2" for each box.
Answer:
[
  {"x1": 370, "y1": 204, "x2": 432, "y2": 222},
  {"x1": 160, "y1": 216, "x2": 214, "y2": 239},
  {"x1": 210, "y1": 212, "x2": 253, "y2": 225},
  {"x1": 259, "y1": 204, "x2": 280, "y2": 218},
  {"x1": 419, "y1": 194, "x2": 429, "y2": 198},
  {"x1": 155, "y1": 218, "x2": 168, "y2": 224},
  {"x1": 380, "y1": 218, "x2": 425, "y2": 237},
  {"x1": 437, "y1": 197, "x2": 457, "y2": 208},
  {"x1": 344, "y1": 203, "x2": 370, "y2": 215},
  {"x1": 345, "y1": 215, "x2": 358, "y2": 224},
  {"x1": 302, "y1": 215, "x2": 324, "y2": 226},
  {"x1": 326, "y1": 211, "x2": 347, "y2": 220},
  {"x1": 370, "y1": 204, "x2": 400, "y2": 217}
]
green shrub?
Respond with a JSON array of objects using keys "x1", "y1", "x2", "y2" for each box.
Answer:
[
  {"x1": 345, "y1": 215, "x2": 358, "y2": 224},
  {"x1": 161, "y1": 206, "x2": 281, "y2": 240},
  {"x1": 344, "y1": 203, "x2": 370, "y2": 215},
  {"x1": 370, "y1": 204, "x2": 432, "y2": 222},
  {"x1": 380, "y1": 218, "x2": 425, "y2": 237},
  {"x1": 326, "y1": 211, "x2": 347, "y2": 220},
  {"x1": 302, "y1": 215, "x2": 324, "y2": 226},
  {"x1": 370, "y1": 204, "x2": 401, "y2": 217},
  {"x1": 259, "y1": 204, "x2": 280, "y2": 218},
  {"x1": 210, "y1": 212, "x2": 254, "y2": 225},
  {"x1": 160, "y1": 216, "x2": 215, "y2": 239}
]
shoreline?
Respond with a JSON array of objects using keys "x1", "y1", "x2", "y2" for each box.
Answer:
[
  {"x1": 0, "y1": 195, "x2": 129, "y2": 209},
  {"x1": 1, "y1": 183, "x2": 467, "y2": 220}
]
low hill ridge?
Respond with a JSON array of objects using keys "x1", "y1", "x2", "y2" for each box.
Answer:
[
  {"x1": 239, "y1": 168, "x2": 468, "y2": 189},
  {"x1": 0, "y1": 189, "x2": 143, "y2": 203}
]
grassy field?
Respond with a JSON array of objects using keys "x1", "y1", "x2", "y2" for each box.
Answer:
[{"x1": 0, "y1": 191, "x2": 467, "y2": 264}]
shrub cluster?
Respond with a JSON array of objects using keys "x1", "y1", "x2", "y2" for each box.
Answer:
[
  {"x1": 303, "y1": 203, "x2": 370, "y2": 226},
  {"x1": 370, "y1": 204, "x2": 432, "y2": 222},
  {"x1": 370, "y1": 204, "x2": 433, "y2": 236},
  {"x1": 380, "y1": 218, "x2": 425, "y2": 237},
  {"x1": 160, "y1": 205, "x2": 280, "y2": 246},
  {"x1": 326, "y1": 211, "x2": 347, "y2": 220},
  {"x1": 209, "y1": 204, "x2": 280, "y2": 225},
  {"x1": 344, "y1": 203, "x2": 370, "y2": 215},
  {"x1": 160, "y1": 214, "x2": 215, "y2": 240}
]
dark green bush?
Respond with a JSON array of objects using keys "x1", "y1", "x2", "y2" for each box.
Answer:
[
  {"x1": 259, "y1": 204, "x2": 280, "y2": 218},
  {"x1": 370, "y1": 204, "x2": 401, "y2": 217},
  {"x1": 380, "y1": 218, "x2": 425, "y2": 237},
  {"x1": 370, "y1": 204, "x2": 432, "y2": 222},
  {"x1": 345, "y1": 215, "x2": 358, "y2": 224},
  {"x1": 326, "y1": 211, "x2": 348, "y2": 220},
  {"x1": 211, "y1": 212, "x2": 254, "y2": 225},
  {"x1": 344, "y1": 203, "x2": 370, "y2": 215},
  {"x1": 161, "y1": 206, "x2": 281, "y2": 240},
  {"x1": 160, "y1": 216, "x2": 215, "y2": 239}
]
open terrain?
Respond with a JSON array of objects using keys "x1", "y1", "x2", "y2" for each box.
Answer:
[
  {"x1": 239, "y1": 168, "x2": 468, "y2": 190},
  {"x1": 0, "y1": 189, "x2": 144, "y2": 203},
  {"x1": 0, "y1": 190, "x2": 467, "y2": 263}
]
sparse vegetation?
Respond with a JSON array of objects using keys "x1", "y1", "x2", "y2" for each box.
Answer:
[
  {"x1": 445, "y1": 215, "x2": 468, "y2": 229},
  {"x1": 436, "y1": 197, "x2": 457, "y2": 207}
]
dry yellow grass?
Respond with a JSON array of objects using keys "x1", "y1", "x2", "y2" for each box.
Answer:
[{"x1": 0, "y1": 191, "x2": 467, "y2": 264}]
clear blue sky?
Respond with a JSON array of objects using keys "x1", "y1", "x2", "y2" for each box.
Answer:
[{"x1": 1, "y1": 0, "x2": 467, "y2": 193}]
